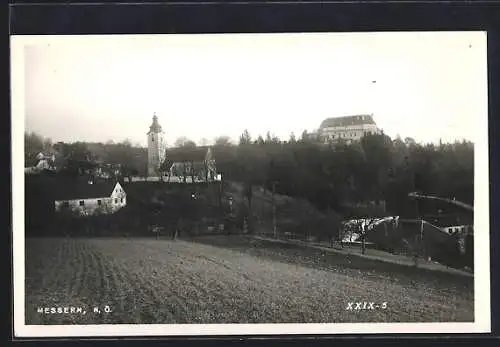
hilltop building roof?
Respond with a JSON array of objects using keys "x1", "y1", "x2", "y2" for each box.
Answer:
[{"x1": 320, "y1": 115, "x2": 377, "y2": 129}]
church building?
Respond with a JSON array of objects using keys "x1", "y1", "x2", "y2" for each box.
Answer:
[
  {"x1": 146, "y1": 113, "x2": 220, "y2": 182},
  {"x1": 147, "y1": 113, "x2": 166, "y2": 176}
]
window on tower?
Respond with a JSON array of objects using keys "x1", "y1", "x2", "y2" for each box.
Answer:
[{"x1": 152, "y1": 137, "x2": 154, "y2": 142}]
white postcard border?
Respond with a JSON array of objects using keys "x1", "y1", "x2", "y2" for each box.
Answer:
[{"x1": 11, "y1": 33, "x2": 491, "y2": 337}]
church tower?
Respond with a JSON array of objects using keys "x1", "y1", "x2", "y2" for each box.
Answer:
[{"x1": 147, "y1": 113, "x2": 165, "y2": 176}]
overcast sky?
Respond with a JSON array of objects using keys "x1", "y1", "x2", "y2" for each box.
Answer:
[{"x1": 21, "y1": 32, "x2": 487, "y2": 147}]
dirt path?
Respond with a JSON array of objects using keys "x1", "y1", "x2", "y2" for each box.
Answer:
[
  {"x1": 25, "y1": 237, "x2": 474, "y2": 324},
  {"x1": 252, "y1": 235, "x2": 473, "y2": 277}
]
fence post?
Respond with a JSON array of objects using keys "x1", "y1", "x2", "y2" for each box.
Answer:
[
  {"x1": 272, "y1": 181, "x2": 277, "y2": 238},
  {"x1": 243, "y1": 218, "x2": 248, "y2": 234},
  {"x1": 420, "y1": 219, "x2": 426, "y2": 259}
]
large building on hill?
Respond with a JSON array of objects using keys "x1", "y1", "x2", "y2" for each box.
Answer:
[
  {"x1": 147, "y1": 113, "x2": 166, "y2": 176},
  {"x1": 25, "y1": 152, "x2": 57, "y2": 174},
  {"x1": 317, "y1": 114, "x2": 381, "y2": 144}
]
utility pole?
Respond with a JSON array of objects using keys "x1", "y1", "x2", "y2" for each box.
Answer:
[
  {"x1": 420, "y1": 218, "x2": 426, "y2": 259},
  {"x1": 272, "y1": 181, "x2": 277, "y2": 238},
  {"x1": 219, "y1": 177, "x2": 223, "y2": 210},
  {"x1": 361, "y1": 221, "x2": 366, "y2": 255},
  {"x1": 411, "y1": 164, "x2": 425, "y2": 259},
  {"x1": 415, "y1": 192, "x2": 425, "y2": 258},
  {"x1": 408, "y1": 192, "x2": 474, "y2": 261},
  {"x1": 217, "y1": 175, "x2": 223, "y2": 232}
]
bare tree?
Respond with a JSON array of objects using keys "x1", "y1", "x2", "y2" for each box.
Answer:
[
  {"x1": 175, "y1": 136, "x2": 197, "y2": 148},
  {"x1": 214, "y1": 136, "x2": 232, "y2": 147},
  {"x1": 239, "y1": 130, "x2": 252, "y2": 145},
  {"x1": 190, "y1": 161, "x2": 196, "y2": 183},
  {"x1": 300, "y1": 130, "x2": 309, "y2": 142},
  {"x1": 25, "y1": 131, "x2": 53, "y2": 167},
  {"x1": 182, "y1": 162, "x2": 188, "y2": 183},
  {"x1": 255, "y1": 135, "x2": 265, "y2": 145},
  {"x1": 160, "y1": 158, "x2": 173, "y2": 182},
  {"x1": 198, "y1": 138, "x2": 210, "y2": 146}
]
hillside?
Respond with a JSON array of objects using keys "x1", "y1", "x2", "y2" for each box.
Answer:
[
  {"x1": 25, "y1": 176, "x2": 472, "y2": 269},
  {"x1": 99, "y1": 180, "x2": 335, "y2": 239},
  {"x1": 223, "y1": 181, "x2": 340, "y2": 240}
]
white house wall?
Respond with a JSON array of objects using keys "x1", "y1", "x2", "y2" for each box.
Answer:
[
  {"x1": 54, "y1": 183, "x2": 127, "y2": 216},
  {"x1": 111, "y1": 182, "x2": 126, "y2": 199}
]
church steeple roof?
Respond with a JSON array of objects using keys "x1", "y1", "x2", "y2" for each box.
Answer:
[{"x1": 148, "y1": 113, "x2": 163, "y2": 134}]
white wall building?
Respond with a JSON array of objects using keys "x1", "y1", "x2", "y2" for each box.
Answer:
[
  {"x1": 442, "y1": 224, "x2": 473, "y2": 235},
  {"x1": 318, "y1": 114, "x2": 381, "y2": 144},
  {"x1": 147, "y1": 113, "x2": 166, "y2": 176},
  {"x1": 54, "y1": 180, "x2": 127, "y2": 216}
]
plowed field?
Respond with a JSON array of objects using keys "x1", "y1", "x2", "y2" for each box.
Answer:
[{"x1": 25, "y1": 236, "x2": 474, "y2": 324}]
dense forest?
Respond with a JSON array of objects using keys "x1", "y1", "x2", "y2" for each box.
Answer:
[{"x1": 25, "y1": 129, "x2": 474, "y2": 219}]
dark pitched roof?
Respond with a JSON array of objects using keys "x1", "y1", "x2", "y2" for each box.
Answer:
[
  {"x1": 320, "y1": 115, "x2": 376, "y2": 129},
  {"x1": 52, "y1": 180, "x2": 119, "y2": 201},
  {"x1": 166, "y1": 146, "x2": 211, "y2": 162}
]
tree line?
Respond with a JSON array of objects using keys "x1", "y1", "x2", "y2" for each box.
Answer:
[
  {"x1": 25, "y1": 129, "x2": 474, "y2": 219},
  {"x1": 214, "y1": 130, "x2": 473, "y2": 220}
]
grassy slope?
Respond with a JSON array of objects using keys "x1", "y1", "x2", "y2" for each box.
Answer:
[
  {"x1": 25, "y1": 236, "x2": 473, "y2": 325},
  {"x1": 224, "y1": 182, "x2": 467, "y2": 270},
  {"x1": 250, "y1": 235, "x2": 473, "y2": 277},
  {"x1": 224, "y1": 181, "x2": 328, "y2": 234}
]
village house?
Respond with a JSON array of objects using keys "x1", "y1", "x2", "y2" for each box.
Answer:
[
  {"x1": 441, "y1": 224, "x2": 473, "y2": 236},
  {"x1": 53, "y1": 179, "x2": 127, "y2": 216},
  {"x1": 93, "y1": 162, "x2": 121, "y2": 179},
  {"x1": 422, "y1": 209, "x2": 473, "y2": 237},
  {"x1": 25, "y1": 152, "x2": 57, "y2": 174}
]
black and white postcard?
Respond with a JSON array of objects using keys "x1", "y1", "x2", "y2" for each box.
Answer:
[{"x1": 11, "y1": 32, "x2": 491, "y2": 337}]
